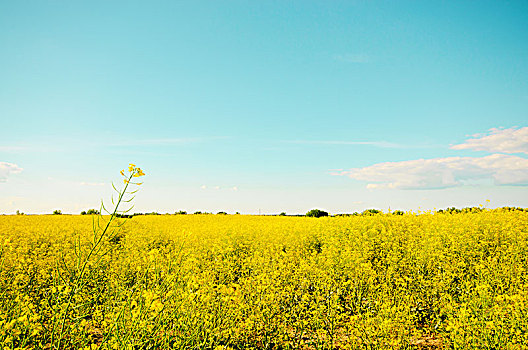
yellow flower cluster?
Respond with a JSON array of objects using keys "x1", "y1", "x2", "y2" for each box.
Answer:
[
  {"x1": 0, "y1": 209, "x2": 527, "y2": 348},
  {"x1": 121, "y1": 163, "x2": 145, "y2": 185}
]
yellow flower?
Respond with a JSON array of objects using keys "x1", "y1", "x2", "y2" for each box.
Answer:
[
  {"x1": 128, "y1": 163, "x2": 136, "y2": 172},
  {"x1": 120, "y1": 170, "x2": 125, "y2": 176},
  {"x1": 133, "y1": 168, "x2": 145, "y2": 177},
  {"x1": 124, "y1": 179, "x2": 129, "y2": 184}
]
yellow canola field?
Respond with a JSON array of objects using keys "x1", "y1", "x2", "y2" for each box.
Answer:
[{"x1": 1, "y1": 211, "x2": 527, "y2": 349}]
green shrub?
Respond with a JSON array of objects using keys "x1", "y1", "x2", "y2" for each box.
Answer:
[
  {"x1": 306, "y1": 209, "x2": 328, "y2": 218},
  {"x1": 362, "y1": 209, "x2": 381, "y2": 216}
]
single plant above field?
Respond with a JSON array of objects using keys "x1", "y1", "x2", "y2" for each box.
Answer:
[{"x1": 52, "y1": 164, "x2": 145, "y2": 349}]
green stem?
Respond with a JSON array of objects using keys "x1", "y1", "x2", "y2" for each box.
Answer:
[{"x1": 53, "y1": 172, "x2": 135, "y2": 349}]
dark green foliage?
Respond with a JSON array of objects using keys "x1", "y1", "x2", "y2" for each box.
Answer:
[
  {"x1": 499, "y1": 206, "x2": 526, "y2": 212},
  {"x1": 437, "y1": 207, "x2": 483, "y2": 214},
  {"x1": 362, "y1": 209, "x2": 381, "y2": 216},
  {"x1": 53, "y1": 210, "x2": 62, "y2": 215},
  {"x1": 114, "y1": 213, "x2": 133, "y2": 218},
  {"x1": 81, "y1": 209, "x2": 100, "y2": 215},
  {"x1": 305, "y1": 209, "x2": 328, "y2": 218}
]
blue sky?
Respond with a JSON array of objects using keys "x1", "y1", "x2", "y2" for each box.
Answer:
[{"x1": 1, "y1": 0, "x2": 527, "y2": 214}]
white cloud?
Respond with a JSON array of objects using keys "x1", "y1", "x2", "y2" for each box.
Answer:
[
  {"x1": 333, "y1": 154, "x2": 528, "y2": 189},
  {"x1": 451, "y1": 127, "x2": 528, "y2": 154},
  {"x1": 0, "y1": 162, "x2": 23, "y2": 182},
  {"x1": 109, "y1": 136, "x2": 229, "y2": 147}
]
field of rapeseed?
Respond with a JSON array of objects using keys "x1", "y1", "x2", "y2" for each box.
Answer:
[
  {"x1": 1, "y1": 209, "x2": 527, "y2": 349},
  {"x1": 1, "y1": 167, "x2": 527, "y2": 349}
]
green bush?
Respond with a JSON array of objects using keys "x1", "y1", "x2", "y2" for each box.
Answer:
[
  {"x1": 305, "y1": 209, "x2": 328, "y2": 218},
  {"x1": 362, "y1": 209, "x2": 381, "y2": 216},
  {"x1": 81, "y1": 209, "x2": 100, "y2": 215}
]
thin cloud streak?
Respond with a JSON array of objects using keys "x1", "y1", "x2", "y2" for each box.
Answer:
[
  {"x1": 0, "y1": 137, "x2": 229, "y2": 154},
  {"x1": 283, "y1": 140, "x2": 404, "y2": 149},
  {"x1": 0, "y1": 146, "x2": 28, "y2": 153},
  {"x1": 80, "y1": 182, "x2": 106, "y2": 186},
  {"x1": 107, "y1": 136, "x2": 230, "y2": 147}
]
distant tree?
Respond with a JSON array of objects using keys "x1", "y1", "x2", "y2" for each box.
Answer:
[
  {"x1": 81, "y1": 209, "x2": 99, "y2": 215},
  {"x1": 115, "y1": 213, "x2": 133, "y2": 218},
  {"x1": 193, "y1": 211, "x2": 202, "y2": 215},
  {"x1": 279, "y1": 212, "x2": 286, "y2": 216},
  {"x1": 16, "y1": 210, "x2": 24, "y2": 215},
  {"x1": 306, "y1": 209, "x2": 328, "y2": 218},
  {"x1": 217, "y1": 211, "x2": 227, "y2": 215},
  {"x1": 175, "y1": 210, "x2": 187, "y2": 215},
  {"x1": 361, "y1": 209, "x2": 381, "y2": 216},
  {"x1": 53, "y1": 210, "x2": 62, "y2": 215},
  {"x1": 392, "y1": 210, "x2": 404, "y2": 215},
  {"x1": 235, "y1": 212, "x2": 240, "y2": 215}
]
